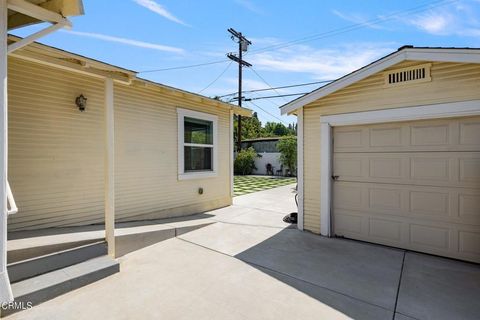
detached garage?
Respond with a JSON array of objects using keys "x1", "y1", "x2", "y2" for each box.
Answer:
[{"x1": 280, "y1": 46, "x2": 480, "y2": 263}]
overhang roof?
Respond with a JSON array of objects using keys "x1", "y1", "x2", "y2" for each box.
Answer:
[
  {"x1": 280, "y1": 46, "x2": 480, "y2": 115},
  {"x1": 7, "y1": 35, "x2": 252, "y2": 117},
  {"x1": 8, "y1": 0, "x2": 84, "y2": 30}
]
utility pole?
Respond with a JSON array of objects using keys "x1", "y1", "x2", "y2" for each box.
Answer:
[{"x1": 227, "y1": 28, "x2": 252, "y2": 152}]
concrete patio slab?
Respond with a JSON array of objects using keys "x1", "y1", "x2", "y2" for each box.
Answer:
[
  {"x1": 7, "y1": 182, "x2": 480, "y2": 320},
  {"x1": 233, "y1": 184, "x2": 298, "y2": 214},
  {"x1": 257, "y1": 266, "x2": 394, "y2": 320},
  {"x1": 6, "y1": 238, "x2": 365, "y2": 320},
  {"x1": 223, "y1": 208, "x2": 292, "y2": 228},
  {"x1": 179, "y1": 222, "x2": 285, "y2": 256},
  {"x1": 182, "y1": 222, "x2": 404, "y2": 310},
  {"x1": 396, "y1": 252, "x2": 480, "y2": 320}
]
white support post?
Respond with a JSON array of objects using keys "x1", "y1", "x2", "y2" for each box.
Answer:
[
  {"x1": 104, "y1": 78, "x2": 115, "y2": 257},
  {"x1": 230, "y1": 110, "x2": 234, "y2": 198},
  {"x1": 320, "y1": 122, "x2": 332, "y2": 237},
  {"x1": 296, "y1": 108, "x2": 304, "y2": 230},
  {"x1": 0, "y1": 0, "x2": 13, "y2": 303}
]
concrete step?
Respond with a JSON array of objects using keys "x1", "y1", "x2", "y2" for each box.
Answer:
[
  {"x1": 7, "y1": 241, "x2": 107, "y2": 283},
  {"x1": 2, "y1": 256, "x2": 119, "y2": 317}
]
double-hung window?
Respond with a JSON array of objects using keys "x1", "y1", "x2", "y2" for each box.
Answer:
[{"x1": 177, "y1": 108, "x2": 218, "y2": 180}]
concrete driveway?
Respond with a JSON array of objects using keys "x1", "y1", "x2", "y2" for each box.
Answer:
[{"x1": 7, "y1": 185, "x2": 480, "y2": 320}]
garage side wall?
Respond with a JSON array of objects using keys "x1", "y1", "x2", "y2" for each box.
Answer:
[
  {"x1": 114, "y1": 83, "x2": 232, "y2": 222},
  {"x1": 302, "y1": 60, "x2": 480, "y2": 234}
]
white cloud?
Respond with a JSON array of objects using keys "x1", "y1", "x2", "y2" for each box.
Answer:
[
  {"x1": 332, "y1": 10, "x2": 386, "y2": 29},
  {"x1": 234, "y1": 0, "x2": 262, "y2": 14},
  {"x1": 248, "y1": 41, "x2": 395, "y2": 80},
  {"x1": 133, "y1": 0, "x2": 189, "y2": 26},
  {"x1": 64, "y1": 30, "x2": 185, "y2": 54},
  {"x1": 401, "y1": 1, "x2": 480, "y2": 37},
  {"x1": 408, "y1": 11, "x2": 454, "y2": 35}
]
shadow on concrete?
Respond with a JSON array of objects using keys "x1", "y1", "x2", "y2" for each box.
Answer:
[
  {"x1": 8, "y1": 213, "x2": 215, "y2": 240},
  {"x1": 233, "y1": 228, "x2": 404, "y2": 320}
]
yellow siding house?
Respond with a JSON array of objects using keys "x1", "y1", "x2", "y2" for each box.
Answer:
[{"x1": 7, "y1": 36, "x2": 250, "y2": 232}]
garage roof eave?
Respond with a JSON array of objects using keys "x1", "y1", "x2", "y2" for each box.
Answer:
[{"x1": 279, "y1": 47, "x2": 480, "y2": 115}]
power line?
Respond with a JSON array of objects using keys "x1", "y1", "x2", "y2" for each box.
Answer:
[
  {"x1": 197, "y1": 61, "x2": 233, "y2": 94},
  {"x1": 137, "y1": 0, "x2": 455, "y2": 74},
  {"x1": 248, "y1": 100, "x2": 288, "y2": 125},
  {"x1": 249, "y1": 67, "x2": 290, "y2": 103},
  {"x1": 248, "y1": 0, "x2": 456, "y2": 54},
  {"x1": 218, "y1": 79, "x2": 333, "y2": 98},
  {"x1": 229, "y1": 92, "x2": 308, "y2": 103},
  {"x1": 247, "y1": 93, "x2": 309, "y2": 101},
  {"x1": 139, "y1": 59, "x2": 228, "y2": 73}
]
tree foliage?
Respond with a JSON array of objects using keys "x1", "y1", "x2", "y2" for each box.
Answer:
[
  {"x1": 277, "y1": 136, "x2": 297, "y2": 176},
  {"x1": 233, "y1": 112, "x2": 296, "y2": 141},
  {"x1": 234, "y1": 147, "x2": 260, "y2": 175}
]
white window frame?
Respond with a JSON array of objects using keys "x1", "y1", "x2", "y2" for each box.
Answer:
[{"x1": 177, "y1": 108, "x2": 218, "y2": 180}]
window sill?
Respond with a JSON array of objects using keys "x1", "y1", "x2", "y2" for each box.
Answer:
[{"x1": 178, "y1": 171, "x2": 218, "y2": 181}]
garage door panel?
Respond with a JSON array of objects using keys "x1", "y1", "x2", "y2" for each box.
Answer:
[
  {"x1": 459, "y1": 231, "x2": 480, "y2": 256},
  {"x1": 333, "y1": 117, "x2": 480, "y2": 263},
  {"x1": 410, "y1": 123, "x2": 450, "y2": 146},
  {"x1": 369, "y1": 218, "x2": 402, "y2": 242},
  {"x1": 459, "y1": 192, "x2": 480, "y2": 219},
  {"x1": 409, "y1": 224, "x2": 450, "y2": 250},
  {"x1": 334, "y1": 212, "x2": 480, "y2": 262},
  {"x1": 334, "y1": 181, "x2": 480, "y2": 225},
  {"x1": 459, "y1": 120, "x2": 480, "y2": 146},
  {"x1": 334, "y1": 152, "x2": 480, "y2": 188},
  {"x1": 334, "y1": 116, "x2": 480, "y2": 153}
]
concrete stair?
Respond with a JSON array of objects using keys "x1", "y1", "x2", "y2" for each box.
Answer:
[{"x1": 2, "y1": 242, "x2": 119, "y2": 317}]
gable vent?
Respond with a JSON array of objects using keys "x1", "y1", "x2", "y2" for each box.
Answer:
[{"x1": 384, "y1": 63, "x2": 431, "y2": 87}]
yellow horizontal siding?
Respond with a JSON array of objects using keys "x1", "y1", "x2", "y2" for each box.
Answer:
[
  {"x1": 114, "y1": 83, "x2": 232, "y2": 221},
  {"x1": 302, "y1": 60, "x2": 480, "y2": 233},
  {"x1": 7, "y1": 56, "x2": 232, "y2": 231},
  {"x1": 8, "y1": 57, "x2": 105, "y2": 231}
]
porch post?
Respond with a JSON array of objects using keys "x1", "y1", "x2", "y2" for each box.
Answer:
[
  {"x1": 0, "y1": 0, "x2": 13, "y2": 302},
  {"x1": 104, "y1": 78, "x2": 115, "y2": 257},
  {"x1": 297, "y1": 108, "x2": 304, "y2": 231}
]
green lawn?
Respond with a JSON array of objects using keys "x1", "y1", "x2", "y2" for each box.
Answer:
[{"x1": 234, "y1": 175, "x2": 296, "y2": 196}]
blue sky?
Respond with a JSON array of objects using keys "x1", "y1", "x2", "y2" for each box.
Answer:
[{"x1": 12, "y1": 0, "x2": 480, "y2": 124}]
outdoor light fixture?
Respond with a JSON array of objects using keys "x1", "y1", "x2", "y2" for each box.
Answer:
[{"x1": 75, "y1": 94, "x2": 87, "y2": 112}]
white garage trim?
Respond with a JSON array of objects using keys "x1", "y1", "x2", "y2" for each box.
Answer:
[
  {"x1": 319, "y1": 99, "x2": 480, "y2": 237},
  {"x1": 297, "y1": 108, "x2": 304, "y2": 230}
]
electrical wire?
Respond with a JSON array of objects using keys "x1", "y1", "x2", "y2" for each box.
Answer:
[
  {"x1": 197, "y1": 61, "x2": 233, "y2": 94},
  {"x1": 247, "y1": 93, "x2": 309, "y2": 100},
  {"x1": 248, "y1": 100, "x2": 288, "y2": 125},
  {"x1": 249, "y1": 67, "x2": 290, "y2": 103},
  {"x1": 217, "y1": 80, "x2": 333, "y2": 98},
  {"x1": 139, "y1": 59, "x2": 228, "y2": 73},
  {"x1": 248, "y1": 0, "x2": 456, "y2": 54},
  {"x1": 137, "y1": 0, "x2": 456, "y2": 74}
]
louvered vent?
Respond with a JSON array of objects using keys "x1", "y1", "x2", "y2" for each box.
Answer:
[{"x1": 384, "y1": 63, "x2": 431, "y2": 87}]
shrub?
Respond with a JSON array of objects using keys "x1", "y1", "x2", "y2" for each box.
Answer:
[
  {"x1": 277, "y1": 136, "x2": 297, "y2": 176},
  {"x1": 234, "y1": 147, "x2": 259, "y2": 175}
]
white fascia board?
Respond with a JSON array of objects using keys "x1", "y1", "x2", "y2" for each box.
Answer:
[
  {"x1": 280, "y1": 51, "x2": 407, "y2": 115},
  {"x1": 320, "y1": 100, "x2": 480, "y2": 126},
  {"x1": 280, "y1": 48, "x2": 480, "y2": 115},
  {"x1": 405, "y1": 50, "x2": 480, "y2": 64}
]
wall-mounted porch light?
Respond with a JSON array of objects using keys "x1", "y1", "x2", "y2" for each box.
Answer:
[{"x1": 75, "y1": 94, "x2": 87, "y2": 112}]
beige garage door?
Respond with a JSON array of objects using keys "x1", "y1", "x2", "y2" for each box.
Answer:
[{"x1": 332, "y1": 116, "x2": 480, "y2": 263}]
